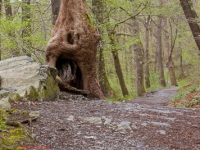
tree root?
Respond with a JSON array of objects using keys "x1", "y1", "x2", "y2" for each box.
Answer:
[{"x1": 56, "y1": 76, "x2": 88, "y2": 95}]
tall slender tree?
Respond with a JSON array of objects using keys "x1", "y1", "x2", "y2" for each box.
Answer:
[
  {"x1": 180, "y1": 0, "x2": 200, "y2": 51},
  {"x1": 132, "y1": 19, "x2": 145, "y2": 96},
  {"x1": 156, "y1": 0, "x2": 166, "y2": 87},
  {"x1": 51, "y1": 0, "x2": 61, "y2": 25},
  {"x1": 164, "y1": 18, "x2": 178, "y2": 86},
  {"x1": 22, "y1": 0, "x2": 31, "y2": 56},
  {"x1": 92, "y1": 0, "x2": 116, "y2": 98},
  {"x1": 108, "y1": 29, "x2": 129, "y2": 96},
  {"x1": 144, "y1": 16, "x2": 151, "y2": 88},
  {"x1": 0, "y1": 0, "x2": 2, "y2": 60},
  {"x1": 4, "y1": 0, "x2": 12, "y2": 17}
]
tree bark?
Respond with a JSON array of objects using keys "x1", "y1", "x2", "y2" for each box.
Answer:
[
  {"x1": 107, "y1": 30, "x2": 129, "y2": 96},
  {"x1": 144, "y1": 16, "x2": 151, "y2": 88},
  {"x1": 178, "y1": 36, "x2": 185, "y2": 78},
  {"x1": 4, "y1": 0, "x2": 12, "y2": 18},
  {"x1": 164, "y1": 18, "x2": 178, "y2": 86},
  {"x1": 92, "y1": 0, "x2": 116, "y2": 98},
  {"x1": 22, "y1": 0, "x2": 31, "y2": 56},
  {"x1": 132, "y1": 19, "x2": 145, "y2": 96},
  {"x1": 51, "y1": 0, "x2": 61, "y2": 25},
  {"x1": 180, "y1": 0, "x2": 200, "y2": 51},
  {"x1": 156, "y1": 0, "x2": 166, "y2": 87},
  {"x1": 167, "y1": 58, "x2": 177, "y2": 85},
  {"x1": 111, "y1": 50, "x2": 129, "y2": 96},
  {"x1": 4, "y1": 0, "x2": 18, "y2": 56},
  {"x1": 0, "y1": 0, "x2": 2, "y2": 60},
  {"x1": 99, "y1": 47, "x2": 115, "y2": 97},
  {"x1": 45, "y1": 0, "x2": 104, "y2": 99}
]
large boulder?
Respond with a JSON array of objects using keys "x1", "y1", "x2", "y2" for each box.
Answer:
[{"x1": 0, "y1": 56, "x2": 60, "y2": 103}]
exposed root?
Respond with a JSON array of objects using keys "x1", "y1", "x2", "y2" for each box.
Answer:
[{"x1": 56, "y1": 76, "x2": 88, "y2": 95}]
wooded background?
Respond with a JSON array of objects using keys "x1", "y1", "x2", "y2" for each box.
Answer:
[{"x1": 0, "y1": 0, "x2": 200, "y2": 99}]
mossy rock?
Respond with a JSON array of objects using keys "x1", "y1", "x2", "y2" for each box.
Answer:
[{"x1": 0, "y1": 56, "x2": 60, "y2": 102}]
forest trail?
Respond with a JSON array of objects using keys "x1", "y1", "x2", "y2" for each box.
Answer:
[{"x1": 12, "y1": 87, "x2": 200, "y2": 149}]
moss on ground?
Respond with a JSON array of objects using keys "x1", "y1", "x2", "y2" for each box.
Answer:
[{"x1": 0, "y1": 110, "x2": 34, "y2": 150}]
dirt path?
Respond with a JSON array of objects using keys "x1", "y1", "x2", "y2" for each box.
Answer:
[{"x1": 12, "y1": 87, "x2": 200, "y2": 150}]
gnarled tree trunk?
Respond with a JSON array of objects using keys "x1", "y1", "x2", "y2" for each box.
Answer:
[{"x1": 45, "y1": 0, "x2": 104, "y2": 99}]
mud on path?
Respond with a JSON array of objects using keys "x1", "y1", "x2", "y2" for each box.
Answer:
[{"x1": 12, "y1": 87, "x2": 200, "y2": 150}]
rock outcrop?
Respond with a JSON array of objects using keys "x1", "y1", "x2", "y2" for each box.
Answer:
[{"x1": 0, "y1": 56, "x2": 60, "y2": 108}]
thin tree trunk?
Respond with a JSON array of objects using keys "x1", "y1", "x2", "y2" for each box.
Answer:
[
  {"x1": 167, "y1": 58, "x2": 177, "y2": 85},
  {"x1": 0, "y1": 0, "x2": 2, "y2": 60},
  {"x1": 179, "y1": 36, "x2": 185, "y2": 78},
  {"x1": 132, "y1": 19, "x2": 145, "y2": 96},
  {"x1": 111, "y1": 49, "x2": 129, "y2": 96},
  {"x1": 144, "y1": 16, "x2": 151, "y2": 88},
  {"x1": 22, "y1": 0, "x2": 31, "y2": 56},
  {"x1": 4, "y1": 0, "x2": 12, "y2": 17},
  {"x1": 4, "y1": 0, "x2": 18, "y2": 56},
  {"x1": 51, "y1": 0, "x2": 61, "y2": 25},
  {"x1": 180, "y1": 0, "x2": 200, "y2": 51},
  {"x1": 92, "y1": 0, "x2": 116, "y2": 98},
  {"x1": 157, "y1": 0, "x2": 166, "y2": 87},
  {"x1": 164, "y1": 18, "x2": 178, "y2": 86},
  {"x1": 99, "y1": 47, "x2": 115, "y2": 97},
  {"x1": 107, "y1": 29, "x2": 129, "y2": 96}
]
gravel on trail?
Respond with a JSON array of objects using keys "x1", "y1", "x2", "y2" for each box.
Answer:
[{"x1": 12, "y1": 87, "x2": 200, "y2": 150}]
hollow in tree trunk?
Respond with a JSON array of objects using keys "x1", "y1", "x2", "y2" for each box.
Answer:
[{"x1": 45, "y1": 0, "x2": 104, "y2": 99}]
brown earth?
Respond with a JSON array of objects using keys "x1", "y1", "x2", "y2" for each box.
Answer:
[{"x1": 11, "y1": 87, "x2": 200, "y2": 150}]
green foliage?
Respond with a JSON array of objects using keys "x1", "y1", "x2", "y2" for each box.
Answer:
[
  {"x1": 190, "y1": 87, "x2": 197, "y2": 93},
  {"x1": 0, "y1": 0, "x2": 52, "y2": 62},
  {"x1": 172, "y1": 92, "x2": 185, "y2": 101},
  {"x1": 0, "y1": 118, "x2": 7, "y2": 131},
  {"x1": 169, "y1": 77, "x2": 200, "y2": 107}
]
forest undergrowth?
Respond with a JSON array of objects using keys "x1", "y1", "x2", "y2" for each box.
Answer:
[{"x1": 169, "y1": 76, "x2": 200, "y2": 108}]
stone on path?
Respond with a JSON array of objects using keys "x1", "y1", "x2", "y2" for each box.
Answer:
[
  {"x1": 29, "y1": 111, "x2": 40, "y2": 118},
  {"x1": 0, "y1": 97, "x2": 11, "y2": 109},
  {"x1": 117, "y1": 121, "x2": 132, "y2": 131},
  {"x1": 84, "y1": 117, "x2": 102, "y2": 124}
]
